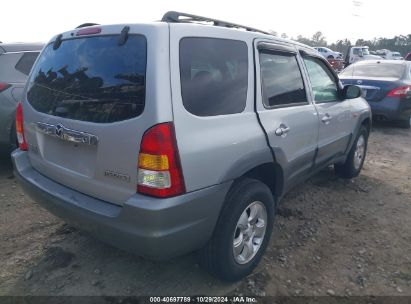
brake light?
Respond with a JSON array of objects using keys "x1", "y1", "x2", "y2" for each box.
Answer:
[
  {"x1": 15, "y1": 102, "x2": 28, "y2": 151},
  {"x1": 0, "y1": 83, "x2": 11, "y2": 93},
  {"x1": 137, "y1": 123, "x2": 185, "y2": 198},
  {"x1": 76, "y1": 27, "x2": 102, "y2": 36},
  {"x1": 387, "y1": 86, "x2": 411, "y2": 98}
]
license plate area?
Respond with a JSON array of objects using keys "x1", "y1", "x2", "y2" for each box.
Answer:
[{"x1": 37, "y1": 132, "x2": 97, "y2": 178}]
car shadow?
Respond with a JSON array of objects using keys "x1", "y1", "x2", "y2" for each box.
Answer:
[{"x1": 0, "y1": 154, "x2": 13, "y2": 177}]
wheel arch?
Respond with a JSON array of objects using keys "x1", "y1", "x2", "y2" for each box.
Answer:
[
  {"x1": 242, "y1": 162, "x2": 284, "y2": 204},
  {"x1": 218, "y1": 147, "x2": 285, "y2": 204}
]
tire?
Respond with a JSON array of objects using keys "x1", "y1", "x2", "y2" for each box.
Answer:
[
  {"x1": 198, "y1": 178, "x2": 275, "y2": 281},
  {"x1": 335, "y1": 126, "x2": 369, "y2": 178},
  {"x1": 397, "y1": 117, "x2": 411, "y2": 129}
]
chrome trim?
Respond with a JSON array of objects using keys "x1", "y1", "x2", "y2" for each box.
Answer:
[
  {"x1": 2, "y1": 51, "x2": 41, "y2": 55},
  {"x1": 35, "y1": 122, "x2": 99, "y2": 146},
  {"x1": 357, "y1": 85, "x2": 381, "y2": 90}
]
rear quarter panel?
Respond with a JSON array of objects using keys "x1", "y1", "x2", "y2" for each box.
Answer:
[{"x1": 169, "y1": 24, "x2": 272, "y2": 192}]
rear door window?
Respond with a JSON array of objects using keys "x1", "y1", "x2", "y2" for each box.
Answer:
[
  {"x1": 259, "y1": 51, "x2": 308, "y2": 107},
  {"x1": 179, "y1": 37, "x2": 248, "y2": 116},
  {"x1": 27, "y1": 35, "x2": 147, "y2": 123}
]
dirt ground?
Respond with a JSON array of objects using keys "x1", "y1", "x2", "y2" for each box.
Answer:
[{"x1": 0, "y1": 122, "x2": 410, "y2": 297}]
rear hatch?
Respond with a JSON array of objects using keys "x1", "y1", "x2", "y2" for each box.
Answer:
[
  {"x1": 23, "y1": 24, "x2": 171, "y2": 205},
  {"x1": 339, "y1": 62, "x2": 405, "y2": 102}
]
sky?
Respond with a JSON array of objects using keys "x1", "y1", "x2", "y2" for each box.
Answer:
[{"x1": 1, "y1": 0, "x2": 410, "y2": 44}]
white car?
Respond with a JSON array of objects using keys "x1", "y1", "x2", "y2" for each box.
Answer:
[
  {"x1": 346, "y1": 46, "x2": 382, "y2": 65},
  {"x1": 314, "y1": 47, "x2": 342, "y2": 59},
  {"x1": 386, "y1": 51, "x2": 404, "y2": 60},
  {"x1": 376, "y1": 50, "x2": 403, "y2": 60}
]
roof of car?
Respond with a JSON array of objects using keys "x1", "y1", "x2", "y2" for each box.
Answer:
[{"x1": 0, "y1": 42, "x2": 44, "y2": 53}]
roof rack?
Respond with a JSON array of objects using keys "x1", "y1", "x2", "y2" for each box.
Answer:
[{"x1": 161, "y1": 11, "x2": 271, "y2": 36}]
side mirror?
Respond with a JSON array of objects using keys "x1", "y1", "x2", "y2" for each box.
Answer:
[{"x1": 342, "y1": 85, "x2": 362, "y2": 100}]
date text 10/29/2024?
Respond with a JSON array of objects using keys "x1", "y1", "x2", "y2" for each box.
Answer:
[{"x1": 149, "y1": 296, "x2": 258, "y2": 303}]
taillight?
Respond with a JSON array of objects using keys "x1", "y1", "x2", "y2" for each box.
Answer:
[
  {"x1": 0, "y1": 83, "x2": 11, "y2": 93},
  {"x1": 137, "y1": 122, "x2": 185, "y2": 198},
  {"x1": 15, "y1": 102, "x2": 28, "y2": 151},
  {"x1": 387, "y1": 86, "x2": 411, "y2": 98}
]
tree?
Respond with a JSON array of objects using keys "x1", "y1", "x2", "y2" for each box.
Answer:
[
  {"x1": 311, "y1": 31, "x2": 327, "y2": 46},
  {"x1": 268, "y1": 30, "x2": 278, "y2": 36}
]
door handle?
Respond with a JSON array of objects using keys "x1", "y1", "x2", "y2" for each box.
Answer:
[
  {"x1": 321, "y1": 114, "x2": 332, "y2": 125},
  {"x1": 275, "y1": 124, "x2": 290, "y2": 137}
]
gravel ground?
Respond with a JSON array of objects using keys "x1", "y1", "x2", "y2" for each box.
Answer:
[{"x1": 0, "y1": 122, "x2": 410, "y2": 297}]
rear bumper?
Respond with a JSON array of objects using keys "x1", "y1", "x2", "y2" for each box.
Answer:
[
  {"x1": 369, "y1": 97, "x2": 411, "y2": 121},
  {"x1": 12, "y1": 149, "x2": 231, "y2": 260}
]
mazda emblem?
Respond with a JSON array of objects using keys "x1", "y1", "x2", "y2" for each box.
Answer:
[{"x1": 55, "y1": 124, "x2": 64, "y2": 137}]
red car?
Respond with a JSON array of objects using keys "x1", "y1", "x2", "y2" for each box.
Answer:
[{"x1": 328, "y1": 58, "x2": 345, "y2": 72}]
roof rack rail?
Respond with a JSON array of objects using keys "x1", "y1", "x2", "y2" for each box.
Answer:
[{"x1": 161, "y1": 11, "x2": 271, "y2": 36}]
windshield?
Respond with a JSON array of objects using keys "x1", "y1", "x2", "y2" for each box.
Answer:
[{"x1": 27, "y1": 35, "x2": 147, "y2": 123}]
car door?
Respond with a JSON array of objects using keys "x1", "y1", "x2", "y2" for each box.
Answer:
[
  {"x1": 300, "y1": 53, "x2": 355, "y2": 166},
  {"x1": 255, "y1": 41, "x2": 319, "y2": 190}
]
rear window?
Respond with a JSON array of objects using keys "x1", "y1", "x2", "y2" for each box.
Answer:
[
  {"x1": 179, "y1": 37, "x2": 248, "y2": 116},
  {"x1": 341, "y1": 63, "x2": 405, "y2": 78},
  {"x1": 15, "y1": 52, "x2": 39, "y2": 75},
  {"x1": 27, "y1": 35, "x2": 147, "y2": 123}
]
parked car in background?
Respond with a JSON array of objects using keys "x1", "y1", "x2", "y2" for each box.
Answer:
[
  {"x1": 0, "y1": 42, "x2": 43, "y2": 153},
  {"x1": 387, "y1": 52, "x2": 404, "y2": 60},
  {"x1": 314, "y1": 47, "x2": 342, "y2": 59},
  {"x1": 376, "y1": 49, "x2": 404, "y2": 60},
  {"x1": 340, "y1": 60, "x2": 411, "y2": 128},
  {"x1": 345, "y1": 46, "x2": 382, "y2": 66},
  {"x1": 12, "y1": 11, "x2": 371, "y2": 281},
  {"x1": 313, "y1": 47, "x2": 344, "y2": 72}
]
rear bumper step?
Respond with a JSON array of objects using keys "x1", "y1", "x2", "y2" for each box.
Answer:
[{"x1": 12, "y1": 149, "x2": 230, "y2": 260}]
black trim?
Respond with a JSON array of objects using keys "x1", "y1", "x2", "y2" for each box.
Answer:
[
  {"x1": 162, "y1": 11, "x2": 271, "y2": 36},
  {"x1": 76, "y1": 23, "x2": 100, "y2": 29},
  {"x1": 52, "y1": 34, "x2": 63, "y2": 50},
  {"x1": 257, "y1": 42, "x2": 296, "y2": 54},
  {"x1": 118, "y1": 26, "x2": 130, "y2": 46}
]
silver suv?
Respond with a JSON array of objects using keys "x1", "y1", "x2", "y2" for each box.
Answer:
[
  {"x1": 12, "y1": 12, "x2": 371, "y2": 281},
  {"x1": 0, "y1": 43, "x2": 43, "y2": 153}
]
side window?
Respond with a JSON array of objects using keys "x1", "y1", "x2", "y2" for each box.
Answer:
[
  {"x1": 259, "y1": 51, "x2": 307, "y2": 107},
  {"x1": 179, "y1": 38, "x2": 248, "y2": 116},
  {"x1": 303, "y1": 57, "x2": 339, "y2": 103},
  {"x1": 15, "y1": 52, "x2": 39, "y2": 76},
  {"x1": 353, "y1": 48, "x2": 360, "y2": 55}
]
